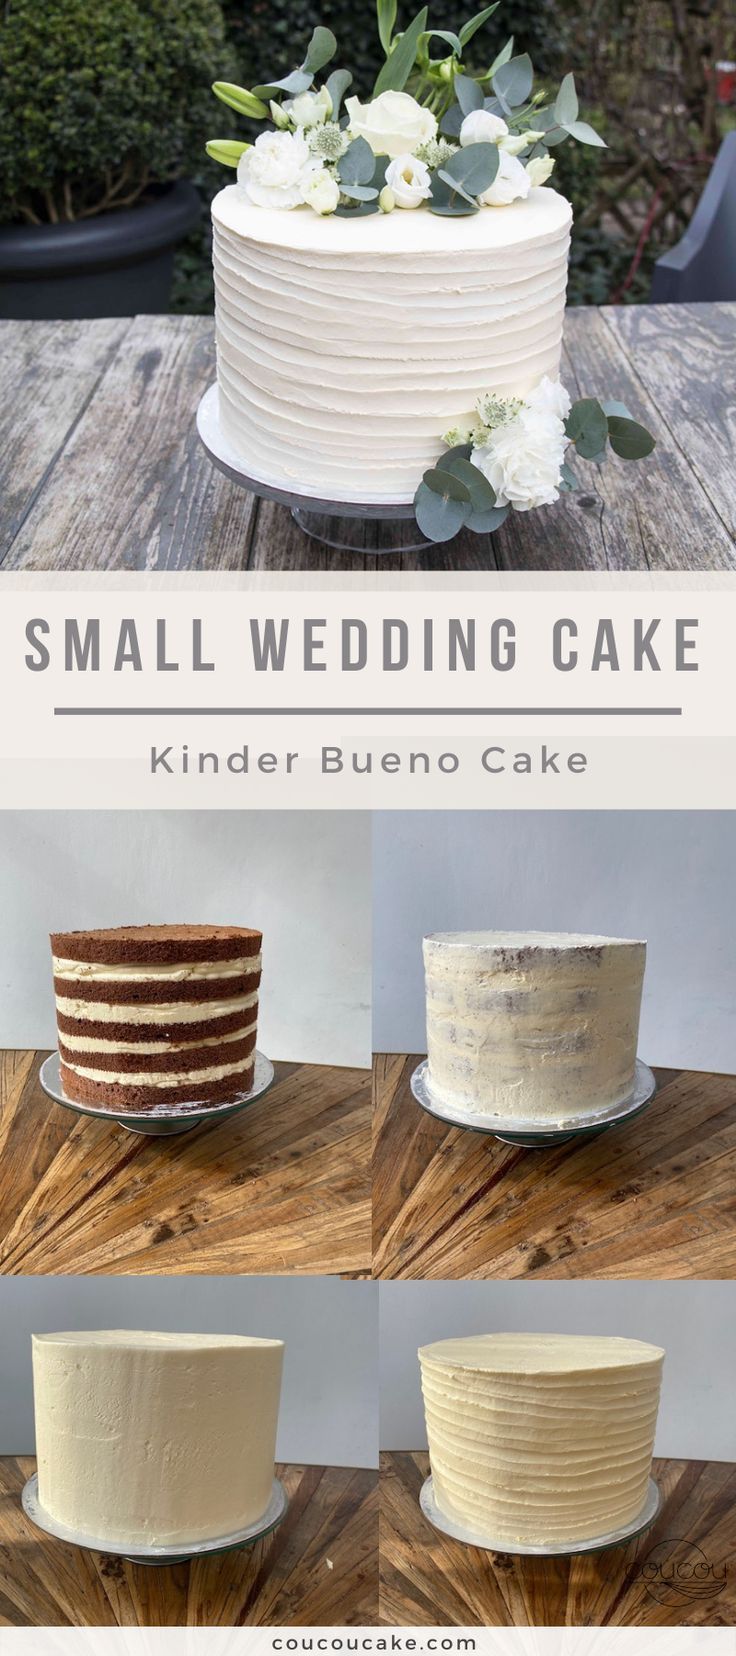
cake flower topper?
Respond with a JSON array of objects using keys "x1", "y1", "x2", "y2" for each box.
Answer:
[{"x1": 205, "y1": 1, "x2": 608, "y2": 218}]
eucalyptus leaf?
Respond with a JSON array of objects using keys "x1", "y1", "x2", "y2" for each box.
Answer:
[
  {"x1": 439, "y1": 102, "x2": 464, "y2": 137},
  {"x1": 564, "y1": 118, "x2": 607, "y2": 147},
  {"x1": 371, "y1": 154, "x2": 391, "y2": 190},
  {"x1": 325, "y1": 67, "x2": 352, "y2": 119},
  {"x1": 487, "y1": 35, "x2": 513, "y2": 77},
  {"x1": 377, "y1": 0, "x2": 398, "y2": 55},
  {"x1": 600, "y1": 399, "x2": 633, "y2": 421},
  {"x1": 335, "y1": 200, "x2": 381, "y2": 216},
  {"x1": 436, "y1": 168, "x2": 478, "y2": 207},
  {"x1": 374, "y1": 6, "x2": 429, "y2": 95},
  {"x1": 606, "y1": 416, "x2": 656, "y2": 459},
  {"x1": 441, "y1": 454, "x2": 497, "y2": 512},
  {"x1": 415, "y1": 479, "x2": 470, "y2": 542},
  {"x1": 424, "y1": 467, "x2": 472, "y2": 501},
  {"x1": 492, "y1": 52, "x2": 533, "y2": 107},
  {"x1": 466, "y1": 503, "x2": 508, "y2": 532},
  {"x1": 338, "y1": 135, "x2": 376, "y2": 184},
  {"x1": 454, "y1": 73, "x2": 484, "y2": 115},
  {"x1": 458, "y1": 3, "x2": 500, "y2": 48},
  {"x1": 339, "y1": 182, "x2": 379, "y2": 200},
  {"x1": 205, "y1": 138, "x2": 251, "y2": 167},
  {"x1": 559, "y1": 461, "x2": 578, "y2": 491},
  {"x1": 442, "y1": 443, "x2": 473, "y2": 464},
  {"x1": 554, "y1": 71, "x2": 578, "y2": 126},
  {"x1": 303, "y1": 25, "x2": 337, "y2": 73},
  {"x1": 440, "y1": 140, "x2": 498, "y2": 195},
  {"x1": 565, "y1": 397, "x2": 609, "y2": 460},
  {"x1": 252, "y1": 68, "x2": 313, "y2": 98},
  {"x1": 430, "y1": 171, "x2": 479, "y2": 214},
  {"x1": 212, "y1": 82, "x2": 270, "y2": 119}
]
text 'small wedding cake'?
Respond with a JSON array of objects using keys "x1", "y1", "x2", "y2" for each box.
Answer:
[{"x1": 205, "y1": 3, "x2": 655, "y2": 541}]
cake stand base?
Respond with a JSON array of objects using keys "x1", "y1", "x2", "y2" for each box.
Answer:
[
  {"x1": 196, "y1": 384, "x2": 433, "y2": 557},
  {"x1": 39, "y1": 1049, "x2": 275, "y2": 1137},
  {"x1": 419, "y1": 1474, "x2": 661, "y2": 1557},
  {"x1": 410, "y1": 1057, "x2": 657, "y2": 1148},
  {"x1": 22, "y1": 1472, "x2": 288, "y2": 1566}
]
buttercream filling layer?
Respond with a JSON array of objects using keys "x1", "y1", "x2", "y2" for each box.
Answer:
[
  {"x1": 59, "y1": 1020, "x2": 257, "y2": 1056},
  {"x1": 64, "y1": 1052, "x2": 256, "y2": 1087},
  {"x1": 52, "y1": 954, "x2": 261, "y2": 981},
  {"x1": 56, "y1": 989, "x2": 259, "y2": 1025}
]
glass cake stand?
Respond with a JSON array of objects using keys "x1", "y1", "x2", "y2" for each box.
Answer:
[
  {"x1": 196, "y1": 383, "x2": 433, "y2": 556},
  {"x1": 410, "y1": 1057, "x2": 657, "y2": 1148},
  {"x1": 419, "y1": 1473, "x2": 661, "y2": 1557},
  {"x1": 39, "y1": 1049, "x2": 275, "y2": 1138},
  {"x1": 22, "y1": 1471, "x2": 288, "y2": 1567}
]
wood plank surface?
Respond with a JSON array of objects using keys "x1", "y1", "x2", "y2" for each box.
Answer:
[
  {"x1": 0, "y1": 305, "x2": 732, "y2": 572},
  {"x1": 0, "y1": 1457, "x2": 377, "y2": 1627},
  {"x1": 373, "y1": 1056, "x2": 736, "y2": 1280},
  {"x1": 0, "y1": 1051, "x2": 370, "y2": 1277},
  {"x1": 380, "y1": 1451, "x2": 736, "y2": 1626}
]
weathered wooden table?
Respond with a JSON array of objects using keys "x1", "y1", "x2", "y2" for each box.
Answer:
[
  {"x1": 1, "y1": 305, "x2": 733, "y2": 571},
  {"x1": 0, "y1": 1457, "x2": 377, "y2": 1626},
  {"x1": 0, "y1": 1050, "x2": 370, "y2": 1276},
  {"x1": 373, "y1": 1056, "x2": 736, "y2": 1279},
  {"x1": 380, "y1": 1452, "x2": 736, "y2": 1626}
]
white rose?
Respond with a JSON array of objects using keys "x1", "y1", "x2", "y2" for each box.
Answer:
[
  {"x1": 301, "y1": 167, "x2": 340, "y2": 215},
  {"x1": 284, "y1": 86, "x2": 332, "y2": 128},
  {"x1": 526, "y1": 374, "x2": 571, "y2": 422},
  {"x1": 459, "y1": 109, "x2": 508, "y2": 147},
  {"x1": 345, "y1": 90, "x2": 437, "y2": 159},
  {"x1": 526, "y1": 153, "x2": 556, "y2": 187},
  {"x1": 472, "y1": 402, "x2": 568, "y2": 511},
  {"x1": 237, "y1": 130, "x2": 320, "y2": 210},
  {"x1": 478, "y1": 149, "x2": 531, "y2": 207},
  {"x1": 384, "y1": 154, "x2": 432, "y2": 209}
]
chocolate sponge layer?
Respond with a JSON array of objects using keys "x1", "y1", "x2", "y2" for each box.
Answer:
[{"x1": 51, "y1": 924, "x2": 262, "y2": 965}]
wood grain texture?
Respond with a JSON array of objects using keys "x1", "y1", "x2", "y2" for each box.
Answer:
[
  {"x1": 0, "y1": 1457, "x2": 377, "y2": 1627},
  {"x1": 0, "y1": 1051, "x2": 370, "y2": 1277},
  {"x1": 1, "y1": 305, "x2": 732, "y2": 571},
  {"x1": 373, "y1": 1056, "x2": 736, "y2": 1279},
  {"x1": 380, "y1": 1451, "x2": 736, "y2": 1626}
]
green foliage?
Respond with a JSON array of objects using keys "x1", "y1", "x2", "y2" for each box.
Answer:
[{"x1": 0, "y1": 0, "x2": 234, "y2": 224}]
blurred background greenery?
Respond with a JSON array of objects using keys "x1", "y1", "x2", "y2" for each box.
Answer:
[{"x1": 2, "y1": 0, "x2": 734, "y2": 311}]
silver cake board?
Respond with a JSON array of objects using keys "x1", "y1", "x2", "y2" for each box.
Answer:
[
  {"x1": 40, "y1": 1049, "x2": 275, "y2": 1138},
  {"x1": 420, "y1": 1473, "x2": 661, "y2": 1558},
  {"x1": 22, "y1": 1471, "x2": 288, "y2": 1567},
  {"x1": 411, "y1": 1057, "x2": 657, "y2": 1148},
  {"x1": 196, "y1": 383, "x2": 433, "y2": 556}
]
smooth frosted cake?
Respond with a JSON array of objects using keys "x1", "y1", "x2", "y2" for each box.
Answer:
[
  {"x1": 212, "y1": 189, "x2": 572, "y2": 504},
  {"x1": 423, "y1": 930, "x2": 646, "y2": 1125},
  {"x1": 51, "y1": 924, "x2": 262, "y2": 1109},
  {"x1": 32, "y1": 1330, "x2": 284, "y2": 1546},
  {"x1": 419, "y1": 1332, "x2": 664, "y2": 1545}
]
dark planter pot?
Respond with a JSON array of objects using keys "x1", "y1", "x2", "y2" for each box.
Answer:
[{"x1": 0, "y1": 181, "x2": 201, "y2": 320}]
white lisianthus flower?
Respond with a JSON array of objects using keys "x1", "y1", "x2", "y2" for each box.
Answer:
[
  {"x1": 526, "y1": 153, "x2": 556, "y2": 187},
  {"x1": 498, "y1": 128, "x2": 545, "y2": 156},
  {"x1": 301, "y1": 167, "x2": 340, "y2": 215},
  {"x1": 379, "y1": 185, "x2": 396, "y2": 213},
  {"x1": 459, "y1": 108, "x2": 508, "y2": 146},
  {"x1": 284, "y1": 86, "x2": 333, "y2": 128},
  {"x1": 270, "y1": 100, "x2": 291, "y2": 130},
  {"x1": 478, "y1": 149, "x2": 531, "y2": 207},
  {"x1": 237, "y1": 130, "x2": 320, "y2": 209},
  {"x1": 385, "y1": 153, "x2": 432, "y2": 209},
  {"x1": 345, "y1": 90, "x2": 437, "y2": 158},
  {"x1": 471, "y1": 385, "x2": 569, "y2": 511}
]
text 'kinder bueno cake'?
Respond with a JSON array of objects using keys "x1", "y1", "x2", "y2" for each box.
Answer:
[
  {"x1": 419, "y1": 1331, "x2": 664, "y2": 1546},
  {"x1": 32, "y1": 1330, "x2": 284, "y2": 1546},
  {"x1": 423, "y1": 931, "x2": 646, "y2": 1126},
  {"x1": 51, "y1": 924, "x2": 262, "y2": 1109}
]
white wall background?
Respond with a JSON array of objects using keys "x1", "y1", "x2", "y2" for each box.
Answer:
[
  {"x1": 379, "y1": 1279, "x2": 736, "y2": 1461},
  {"x1": 0, "y1": 811, "x2": 370, "y2": 1067},
  {"x1": 373, "y1": 810, "x2": 736, "y2": 1071},
  {"x1": 0, "y1": 1275, "x2": 377, "y2": 1467}
]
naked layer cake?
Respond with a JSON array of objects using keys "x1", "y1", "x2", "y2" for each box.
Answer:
[
  {"x1": 419, "y1": 1331, "x2": 664, "y2": 1545},
  {"x1": 50, "y1": 924, "x2": 262, "y2": 1109}
]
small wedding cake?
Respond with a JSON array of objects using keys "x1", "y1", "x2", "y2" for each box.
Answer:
[
  {"x1": 419, "y1": 1331, "x2": 664, "y2": 1545},
  {"x1": 51, "y1": 924, "x2": 262, "y2": 1109},
  {"x1": 32, "y1": 1330, "x2": 284, "y2": 1546},
  {"x1": 423, "y1": 930, "x2": 646, "y2": 1125}
]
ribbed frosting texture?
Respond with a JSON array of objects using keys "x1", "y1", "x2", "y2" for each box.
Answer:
[
  {"x1": 419, "y1": 1332, "x2": 664, "y2": 1545},
  {"x1": 423, "y1": 930, "x2": 646, "y2": 1125},
  {"x1": 51, "y1": 924, "x2": 262, "y2": 1108},
  {"x1": 211, "y1": 185, "x2": 572, "y2": 504}
]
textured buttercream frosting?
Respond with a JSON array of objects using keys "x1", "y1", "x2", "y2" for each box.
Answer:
[
  {"x1": 32, "y1": 1329, "x2": 284, "y2": 1546},
  {"x1": 211, "y1": 185, "x2": 572, "y2": 504},
  {"x1": 423, "y1": 930, "x2": 646, "y2": 1125},
  {"x1": 419, "y1": 1331, "x2": 664, "y2": 1545}
]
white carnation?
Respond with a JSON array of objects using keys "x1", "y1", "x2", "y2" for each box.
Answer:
[
  {"x1": 459, "y1": 109, "x2": 508, "y2": 147},
  {"x1": 345, "y1": 90, "x2": 437, "y2": 158},
  {"x1": 478, "y1": 148, "x2": 531, "y2": 207},
  {"x1": 526, "y1": 374, "x2": 571, "y2": 422},
  {"x1": 471, "y1": 388, "x2": 569, "y2": 511},
  {"x1": 301, "y1": 168, "x2": 340, "y2": 215},
  {"x1": 238, "y1": 130, "x2": 320, "y2": 210},
  {"x1": 526, "y1": 154, "x2": 556, "y2": 187},
  {"x1": 284, "y1": 86, "x2": 332, "y2": 128},
  {"x1": 385, "y1": 153, "x2": 432, "y2": 209}
]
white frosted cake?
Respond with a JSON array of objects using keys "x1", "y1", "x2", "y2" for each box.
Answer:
[
  {"x1": 212, "y1": 187, "x2": 571, "y2": 504},
  {"x1": 32, "y1": 1330, "x2": 283, "y2": 1547},
  {"x1": 423, "y1": 930, "x2": 646, "y2": 1125},
  {"x1": 419, "y1": 1331, "x2": 664, "y2": 1545}
]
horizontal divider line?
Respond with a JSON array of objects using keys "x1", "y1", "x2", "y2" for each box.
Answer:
[{"x1": 53, "y1": 706, "x2": 683, "y2": 717}]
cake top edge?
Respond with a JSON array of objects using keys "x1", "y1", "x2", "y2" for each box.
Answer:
[
  {"x1": 423, "y1": 930, "x2": 646, "y2": 951},
  {"x1": 50, "y1": 924, "x2": 262, "y2": 965},
  {"x1": 419, "y1": 1332, "x2": 665, "y2": 1372},
  {"x1": 33, "y1": 1330, "x2": 284, "y2": 1351}
]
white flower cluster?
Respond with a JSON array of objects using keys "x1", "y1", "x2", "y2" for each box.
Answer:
[
  {"x1": 458, "y1": 108, "x2": 554, "y2": 206},
  {"x1": 466, "y1": 377, "x2": 572, "y2": 511}
]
